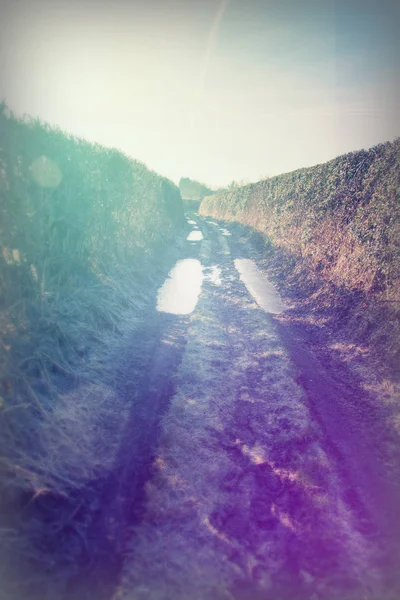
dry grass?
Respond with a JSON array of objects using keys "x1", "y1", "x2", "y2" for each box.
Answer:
[
  {"x1": 2, "y1": 383, "x2": 126, "y2": 495},
  {"x1": 0, "y1": 103, "x2": 185, "y2": 597},
  {"x1": 114, "y1": 243, "x2": 380, "y2": 600},
  {"x1": 200, "y1": 139, "x2": 400, "y2": 368}
]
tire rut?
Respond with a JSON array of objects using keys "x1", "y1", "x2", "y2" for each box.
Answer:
[{"x1": 112, "y1": 214, "x2": 396, "y2": 600}]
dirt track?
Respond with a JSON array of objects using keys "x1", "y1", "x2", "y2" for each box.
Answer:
[{"x1": 105, "y1": 214, "x2": 400, "y2": 600}]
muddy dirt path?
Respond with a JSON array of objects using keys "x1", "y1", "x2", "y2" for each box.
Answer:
[{"x1": 111, "y1": 214, "x2": 400, "y2": 600}]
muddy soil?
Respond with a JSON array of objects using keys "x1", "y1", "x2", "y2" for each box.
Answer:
[{"x1": 104, "y1": 215, "x2": 400, "y2": 600}]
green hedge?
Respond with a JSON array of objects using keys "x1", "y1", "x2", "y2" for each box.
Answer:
[
  {"x1": 0, "y1": 104, "x2": 184, "y2": 496},
  {"x1": 201, "y1": 139, "x2": 400, "y2": 297}
]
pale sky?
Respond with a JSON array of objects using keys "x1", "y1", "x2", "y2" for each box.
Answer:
[{"x1": 0, "y1": 0, "x2": 399, "y2": 188}]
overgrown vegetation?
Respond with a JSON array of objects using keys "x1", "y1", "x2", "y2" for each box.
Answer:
[
  {"x1": 200, "y1": 140, "x2": 400, "y2": 367},
  {"x1": 0, "y1": 103, "x2": 184, "y2": 597},
  {"x1": 179, "y1": 176, "x2": 215, "y2": 200}
]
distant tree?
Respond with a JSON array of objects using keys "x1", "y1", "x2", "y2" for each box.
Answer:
[{"x1": 179, "y1": 177, "x2": 214, "y2": 200}]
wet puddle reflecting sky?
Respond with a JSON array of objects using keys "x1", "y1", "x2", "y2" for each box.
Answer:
[
  {"x1": 187, "y1": 230, "x2": 203, "y2": 241},
  {"x1": 157, "y1": 259, "x2": 204, "y2": 315},
  {"x1": 234, "y1": 259, "x2": 286, "y2": 314}
]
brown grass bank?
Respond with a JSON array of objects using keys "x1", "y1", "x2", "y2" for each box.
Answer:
[
  {"x1": 200, "y1": 140, "x2": 400, "y2": 371},
  {"x1": 0, "y1": 103, "x2": 185, "y2": 598}
]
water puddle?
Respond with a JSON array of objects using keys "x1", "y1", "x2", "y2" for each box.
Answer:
[
  {"x1": 157, "y1": 259, "x2": 204, "y2": 315},
  {"x1": 187, "y1": 230, "x2": 203, "y2": 241},
  {"x1": 234, "y1": 259, "x2": 286, "y2": 314}
]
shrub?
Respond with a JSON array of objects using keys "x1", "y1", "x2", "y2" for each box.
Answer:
[
  {"x1": 0, "y1": 102, "x2": 184, "y2": 499},
  {"x1": 200, "y1": 139, "x2": 400, "y2": 298},
  {"x1": 200, "y1": 140, "x2": 400, "y2": 365}
]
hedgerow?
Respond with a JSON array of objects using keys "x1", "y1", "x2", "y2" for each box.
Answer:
[
  {"x1": 200, "y1": 139, "x2": 400, "y2": 363},
  {"x1": 0, "y1": 103, "x2": 184, "y2": 594}
]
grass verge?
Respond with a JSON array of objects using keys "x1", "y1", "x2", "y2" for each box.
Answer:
[{"x1": 0, "y1": 103, "x2": 185, "y2": 599}]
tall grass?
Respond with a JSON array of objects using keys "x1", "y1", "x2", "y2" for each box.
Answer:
[{"x1": 0, "y1": 102, "x2": 184, "y2": 594}]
